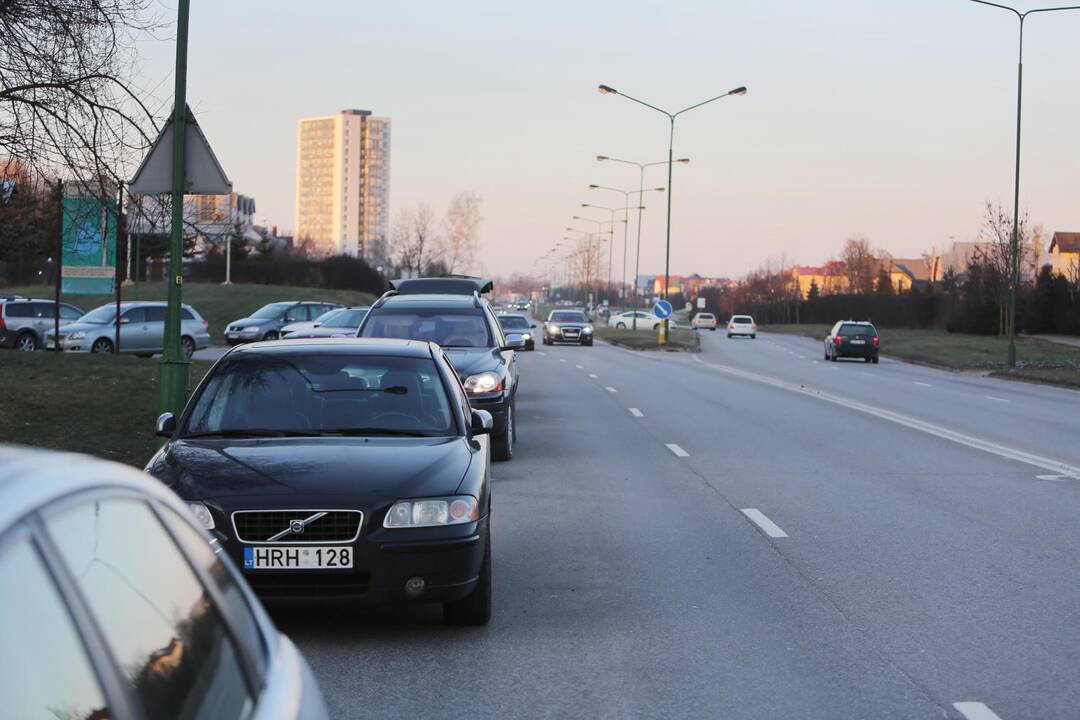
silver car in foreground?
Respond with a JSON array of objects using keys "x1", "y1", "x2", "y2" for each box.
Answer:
[
  {"x1": 0, "y1": 445, "x2": 327, "y2": 720},
  {"x1": 44, "y1": 301, "x2": 212, "y2": 358}
]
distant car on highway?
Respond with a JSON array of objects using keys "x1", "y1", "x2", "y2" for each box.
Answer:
[
  {"x1": 825, "y1": 320, "x2": 880, "y2": 363},
  {"x1": 44, "y1": 301, "x2": 210, "y2": 357},
  {"x1": 608, "y1": 310, "x2": 663, "y2": 330},
  {"x1": 496, "y1": 313, "x2": 535, "y2": 350},
  {"x1": 146, "y1": 338, "x2": 495, "y2": 626},
  {"x1": 727, "y1": 314, "x2": 757, "y2": 339},
  {"x1": 692, "y1": 312, "x2": 718, "y2": 331},
  {"x1": 544, "y1": 309, "x2": 593, "y2": 346},
  {"x1": 358, "y1": 277, "x2": 523, "y2": 461},
  {"x1": 286, "y1": 306, "x2": 369, "y2": 339},
  {"x1": 225, "y1": 301, "x2": 342, "y2": 345},
  {"x1": 0, "y1": 297, "x2": 84, "y2": 351},
  {"x1": 0, "y1": 444, "x2": 328, "y2": 720}
]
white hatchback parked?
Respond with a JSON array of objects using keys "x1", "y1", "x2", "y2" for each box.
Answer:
[{"x1": 727, "y1": 314, "x2": 757, "y2": 338}]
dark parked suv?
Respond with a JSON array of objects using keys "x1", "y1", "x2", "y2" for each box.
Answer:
[
  {"x1": 825, "y1": 321, "x2": 880, "y2": 363},
  {"x1": 0, "y1": 298, "x2": 84, "y2": 351},
  {"x1": 357, "y1": 278, "x2": 525, "y2": 461}
]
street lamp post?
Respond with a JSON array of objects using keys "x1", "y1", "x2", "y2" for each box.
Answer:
[
  {"x1": 596, "y1": 156, "x2": 688, "y2": 330},
  {"x1": 968, "y1": 0, "x2": 1080, "y2": 369},
  {"x1": 581, "y1": 203, "x2": 633, "y2": 308},
  {"x1": 599, "y1": 83, "x2": 746, "y2": 338},
  {"x1": 588, "y1": 183, "x2": 665, "y2": 316}
]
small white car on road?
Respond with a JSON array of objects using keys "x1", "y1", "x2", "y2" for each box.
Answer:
[
  {"x1": 691, "y1": 312, "x2": 718, "y2": 331},
  {"x1": 727, "y1": 314, "x2": 757, "y2": 339},
  {"x1": 608, "y1": 311, "x2": 663, "y2": 330}
]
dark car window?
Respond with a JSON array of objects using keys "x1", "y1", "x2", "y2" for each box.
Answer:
[
  {"x1": 45, "y1": 497, "x2": 253, "y2": 720},
  {"x1": 60, "y1": 303, "x2": 83, "y2": 320},
  {"x1": 498, "y1": 316, "x2": 529, "y2": 330},
  {"x1": 144, "y1": 306, "x2": 167, "y2": 322},
  {"x1": 361, "y1": 307, "x2": 493, "y2": 348},
  {"x1": 284, "y1": 305, "x2": 310, "y2": 322},
  {"x1": 185, "y1": 354, "x2": 456, "y2": 436},
  {"x1": 250, "y1": 302, "x2": 293, "y2": 320},
  {"x1": 550, "y1": 311, "x2": 587, "y2": 323},
  {"x1": 0, "y1": 535, "x2": 111, "y2": 720},
  {"x1": 180, "y1": 308, "x2": 195, "y2": 321},
  {"x1": 4, "y1": 302, "x2": 33, "y2": 317},
  {"x1": 121, "y1": 307, "x2": 146, "y2": 324},
  {"x1": 732, "y1": 316, "x2": 753, "y2": 323},
  {"x1": 840, "y1": 324, "x2": 875, "y2": 336},
  {"x1": 30, "y1": 301, "x2": 53, "y2": 317}
]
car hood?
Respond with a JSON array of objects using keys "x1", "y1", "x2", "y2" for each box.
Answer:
[
  {"x1": 228, "y1": 317, "x2": 273, "y2": 328},
  {"x1": 45, "y1": 321, "x2": 105, "y2": 336},
  {"x1": 546, "y1": 321, "x2": 591, "y2": 329},
  {"x1": 149, "y1": 436, "x2": 472, "y2": 501},
  {"x1": 442, "y1": 347, "x2": 505, "y2": 378}
]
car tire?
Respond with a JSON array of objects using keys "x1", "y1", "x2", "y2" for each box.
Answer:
[
  {"x1": 262, "y1": 331, "x2": 279, "y2": 341},
  {"x1": 443, "y1": 524, "x2": 492, "y2": 626},
  {"x1": 583, "y1": 338, "x2": 593, "y2": 346},
  {"x1": 91, "y1": 338, "x2": 113, "y2": 354},
  {"x1": 872, "y1": 357, "x2": 879, "y2": 364},
  {"x1": 831, "y1": 350, "x2": 838, "y2": 362},
  {"x1": 751, "y1": 334, "x2": 756, "y2": 339},
  {"x1": 616, "y1": 322, "x2": 626, "y2": 329},
  {"x1": 15, "y1": 331, "x2": 38, "y2": 352},
  {"x1": 181, "y1": 336, "x2": 196, "y2": 360},
  {"x1": 710, "y1": 328, "x2": 716, "y2": 331},
  {"x1": 492, "y1": 400, "x2": 514, "y2": 461},
  {"x1": 864, "y1": 357, "x2": 872, "y2": 363},
  {"x1": 728, "y1": 333, "x2": 733, "y2": 339}
]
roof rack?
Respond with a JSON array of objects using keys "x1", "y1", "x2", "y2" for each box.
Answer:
[
  {"x1": 390, "y1": 276, "x2": 493, "y2": 295},
  {"x1": 371, "y1": 289, "x2": 399, "y2": 310}
]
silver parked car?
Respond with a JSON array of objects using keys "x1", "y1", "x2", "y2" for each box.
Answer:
[
  {"x1": 0, "y1": 445, "x2": 328, "y2": 720},
  {"x1": 225, "y1": 301, "x2": 342, "y2": 345},
  {"x1": 285, "y1": 306, "x2": 369, "y2": 338},
  {"x1": 44, "y1": 301, "x2": 211, "y2": 358},
  {"x1": 0, "y1": 298, "x2": 84, "y2": 351}
]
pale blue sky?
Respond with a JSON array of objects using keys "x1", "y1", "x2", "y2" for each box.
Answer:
[{"x1": 136, "y1": 1, "x2": 1080, "y2": 278}]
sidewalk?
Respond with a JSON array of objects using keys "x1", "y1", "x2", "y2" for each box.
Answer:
[{"x1": 1026, "y1": 334, "x2": 1080, "y2": 349}]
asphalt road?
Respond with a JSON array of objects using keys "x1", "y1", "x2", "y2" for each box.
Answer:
[{"x1": 275, "y1": 324, "x2": 1080, "y2": 720}]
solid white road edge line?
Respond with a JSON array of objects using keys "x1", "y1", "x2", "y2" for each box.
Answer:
[
  {"x1": 691, "y1": 354, "x2": 1080, "y2": 479},
  {"x1": 605, "y1": 386, "x2": 617, "y2": 393},
  {"x1": 666, "y1": 443, "x2": 689, "y2": 457},
  {"x1": 629, "y1": 408, "x2": 644, "y2": 417},
  {"x1": 914, "y1": 381, "x2": 932, "y2": 387},
  {"x1": 985, "y1": 396, "x2": 1010, "y2": 402},
  {"x1": 953, "y1": 702, "x2": 1003, "y2": 720},
  {"x1": 740, "y1": 509, "x2": 789, "y2": 538}
]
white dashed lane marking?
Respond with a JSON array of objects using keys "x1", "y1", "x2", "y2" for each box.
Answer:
[
  {"x1": 559, "y1": 358, "x2": 567, "y2": 363},
  {"x1": 985, "y1": 396, "x2": 1010, "y2": 403},
  {"x1": 575, "y1": 364, "x2": 583, "y2": 369},
  {"x1": 914, "y1": 381, "x2": 932, "y2": 387},
  {"x1": 628, "y1": 408, "x2": 644, "y2": 417},
  {"x1": 665, "y1": 443, "x2": 689, "y2": 457},
  {"x1": 740, "y1": 509, "x2": 789, "y2": 538},
  {"x1": 605, "y1": 386, "x2": 617, "y2": 393},
  {"x1": 588, "y1": 373, "x2": 598, "y2": 379},
  {"x1": 953, "y1": 702, "x2": 1003, "y2": 720}
]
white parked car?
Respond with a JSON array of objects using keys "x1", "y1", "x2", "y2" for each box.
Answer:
[
  {"x1": 608, "y1": 311, "x2": 663, "y2": 330},
  {"x1": 691, "y1": 312, "x2": 718, "y2": 331},
  {"x1": 727, "y1": 314, "x2": 757, "y2": 339}
]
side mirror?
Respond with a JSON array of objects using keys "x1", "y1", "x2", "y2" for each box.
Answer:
[
  {"x1": 156, "y1": 412, "x2": 176, "y2": 438},
  {"x1": 502, "y1": 333, "x2": 526, "y2": 350},
  {"x1": 470, "y1": 409, "x2": 493, "y2": 435},
  {"x1": 530, "y1": 324, "x2": 537, "y2": 329},
  {"x1": 312, "y1": 322, "x2": 322, "y2": 328}
]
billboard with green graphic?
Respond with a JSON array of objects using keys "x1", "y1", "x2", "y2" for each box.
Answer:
[{"x1": 61, "y1": 191, "x2": 117, "y2": 294}]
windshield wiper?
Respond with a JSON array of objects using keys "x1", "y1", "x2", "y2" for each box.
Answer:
[
  {"x1": 182, "y1": 429, "x2": 321, "y2": 439},
  {"x1": 319, "y1": 427, "x2": 441, "y2": 438}
]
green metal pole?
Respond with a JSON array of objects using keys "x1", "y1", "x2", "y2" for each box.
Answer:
[
  {"x1": 632, "y1": 165, "x2": 645, "y2": 331},
  {"x1": 159, "y1": 0, "x2": 191, "y2": 416},
  {"x1": 662, "y1": 116, "x2": 675, "y2": 340},
  {"x1": 1007, "y1": 18, "x2": 1024, "y2": 369}
]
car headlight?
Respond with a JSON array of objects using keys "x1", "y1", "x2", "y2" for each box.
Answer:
[
  {"x1": 68, "y1": 331, "x2": 85, "y2": 340},
  {"x1": 547, "y1": 325, "x2": 559, "y2": 334},
  {"x1": 242, "y1": 326, "x2": 261, "y2": 333},
  {"x1": 187, "y1": 502, "x2": 215, "y2": 530},
  {"x1": 384, "y1": 496, "x2": 479, "y2": 528},
  {"x1": 463, "y1": 371, "x2": 503, "y2": 394},
  {"x1": 582, "y1": 326, "x2": 593, "y2": 334},
  {"x1": 522, "y1": 333, "x2": 531, "y2": 340}
]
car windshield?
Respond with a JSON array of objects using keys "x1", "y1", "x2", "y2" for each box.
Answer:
[
  {"x1": 184, "y1": 354, "x2": 455, "y2": 437},
  {"x1": 550, "y1": 311, "x2": 586, "y2": 323},
  {"x1": 498, "y1": 315, "x2": 529, "y2": 330},
  {"x1": 840, "y1": 324, "x2": 875, "y2": 336},
  {"x1": 250, "y1": 302, "x2": 293, "y2": 319},
  {"x1": 79, "y1": 306, "x2": 116, "y2": 324},
  {"x1": 360, "y1": 308, "x2": 492, "y2": 348},
  {"x1": 324, "y1": 308, "x2": 367, "y2": 328},
  {"x1": 312, "y1": 309, "x2": 344, "y2": 324}
]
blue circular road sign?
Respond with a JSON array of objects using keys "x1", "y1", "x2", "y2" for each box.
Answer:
[{"x1": 653, "y1": 300, "x2": 673, "y2": 319}]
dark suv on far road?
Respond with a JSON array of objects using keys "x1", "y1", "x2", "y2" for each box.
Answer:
[
  {"x1": 825, "y1": 321, "x2": 880, "y2": 363},
  {"x1": 357, "y1": 279, "x2": 525, "y2": 461}
]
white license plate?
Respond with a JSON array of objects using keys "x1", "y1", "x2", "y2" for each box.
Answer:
[
  {"x1": 243, "y1": 545, "x2": 353, "y2": 570},
  {"x1": 851, "y1": 339, "x2": 866, "y2": 345}
]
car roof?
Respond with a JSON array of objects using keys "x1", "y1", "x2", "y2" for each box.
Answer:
[
  {"x1": 839, "y1": 320, "x2": 875, "y2": 325},
  {"x1": 224, "y1": 337, "x2": 436, "y2": 359},
  {"x1": 498, "y1": 313, "x2": 527, "y2": 320},
  {"x1": 0, "y1": 445, "x2": 187, "y2": 535},
  {"x1": 391, "y1": 277, "x2": 493, "y2": 295},
  {"x1": 379, "y1": 293, "x2": 484, "y2": 308}
]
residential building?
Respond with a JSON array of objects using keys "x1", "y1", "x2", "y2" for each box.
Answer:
[
  {"x1": 885, "y1": 256, "x2": 940, "y2": 292},
  {"x1": 295, "y1": 109, "x2": 391, "y2": 263},
  {"x1": 792, "y1": 262, "x2": 848, "y2": 298},
  {"x1": 1048, "y1": 232, "x2": 1080, "y2": 281}
]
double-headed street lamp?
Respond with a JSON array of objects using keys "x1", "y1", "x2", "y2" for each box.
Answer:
[
  {"x1": 581, "y1": 203, "x2": 635, "y2": 306},
  {"x1": 968, "y1": 0, "x2": 1080, "y2": 369},
  {"x1": 589, "y1": 182, "x2": 666, "y2": 318},
  {"x1": 599, "y1": 83, "x2": 746, "y2": 337}
]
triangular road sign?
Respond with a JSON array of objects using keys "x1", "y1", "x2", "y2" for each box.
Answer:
[{"x1": 129, "y1": 105, "x2": 232, "y2": 195}]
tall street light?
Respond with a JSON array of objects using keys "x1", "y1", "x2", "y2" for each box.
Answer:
[
  {"x1": 968, "y1": 0, "x2": 1080, "y2": 369},
  {"x1": 599, "y1": 83, "x2": 746, "y2": 338},
  {"x1": 597, "y1": 155, "x2": 688, "y2": 330},
  {"x1": 589, "y1": 183, "x2": 665, "y2": 317},
  {"x1": 581, "y1": 203, "x2": 633, "y2": 307}
]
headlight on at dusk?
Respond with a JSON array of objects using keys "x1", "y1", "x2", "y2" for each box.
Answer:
[
  {"x1": 384, "y1": 496, "x2": 479, "y2": 528},
  {"x1": 582, "y1": 326, "x2": 593, "y2": 334},
  {"x1": 187, "y1": 502, "x2": 215, "y2": 530},
  {"x1": 68, "y1": 331, "x2": 86, "y2": 340},
  {"x1": 522, "y1": 333, "x2": 531, "y2": 340},
  {"x1": 547, "y1": 325, "x2": 559, "y2": 334},
  {"x1": 463, "y1": 371, "x2": 503, "y2": 394}
]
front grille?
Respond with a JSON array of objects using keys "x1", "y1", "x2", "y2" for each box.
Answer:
[
  {"x1": 232, "y1": 510, "x2": 363, "y2": 543},
  {"x1": 561, "y1": 329, "x2": 581, "y2": 338},
  {"x1": 245, "y1": 571, "x2": 372, "y2": 598}
]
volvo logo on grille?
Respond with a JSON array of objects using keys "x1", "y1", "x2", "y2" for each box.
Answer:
[
  {"x1": 264, "y1": 511, "x2": 329, "y2": 542},
  {"x1": 289, "y1": 519, "x2": 305, "y2": 534}
]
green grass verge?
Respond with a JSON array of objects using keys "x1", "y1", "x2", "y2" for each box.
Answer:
[
  {"x1": 763, "y1": 324, "x2": 1080, "y2": 381},
  {"x1": 2, "y1": 282, "x2": 376, "y2": 344},
  {"x1": 0, "y1": 352, "x2": 212, "y2": 467},
  {"x1": 594, "y1": 325, "x2": 700, "y2": 352}
]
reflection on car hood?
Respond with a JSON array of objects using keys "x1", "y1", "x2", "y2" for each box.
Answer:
[
  {"x1": 151, "y1": 437, "x2": 472, "y2": 501},
  {"x1": 280, "y1": 321, "x2": 317, "y2": 334},
  {"x1": 290, "y1": 325, "x2": 361, "y2": 338},
  {"x1": 442, "y1": 347, "x2": 504, "y2": 378}
]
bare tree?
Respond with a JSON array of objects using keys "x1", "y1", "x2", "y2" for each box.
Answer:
[
  {"x1": 1, "y1": 0, "x2": 161, "y2": 192},
  {"x1": 840, "y1": 235, "x2": 876, "y2": 294},
  {"x1": 440, "y1": 191, "x2": 482, "y2": 275},
  {"x1": 389, "y1": 202, "x2": 440, "y2": 276},
  {"x1": 978, "y1": 199, "x2": 1036, "y2": 336}
]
